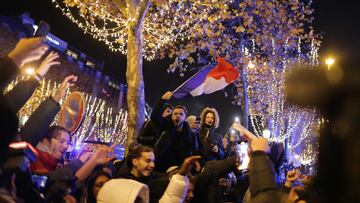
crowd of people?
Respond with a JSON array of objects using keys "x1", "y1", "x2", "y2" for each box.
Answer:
[{"x1": 0, "y1": 37, "x2": 324, "y2": 203}]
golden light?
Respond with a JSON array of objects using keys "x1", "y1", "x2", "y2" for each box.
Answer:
[
  {"x1": 248, "y1": 61, "x2": 255, "y2": 69},
  {"x1": 25, "y1": 67, "x2": 35, "y2": 75},
  {"x1": 325, "y1": 58, "x2": 335, "y2": 66}
]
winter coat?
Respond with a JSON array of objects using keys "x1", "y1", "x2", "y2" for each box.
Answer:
[
  {"x1": 97, "y1": 178, "x2": 150, "y2": 203},
  {"x1": 20, "y1": 97, "x2": 60, "y2": 147},
  {"x1": 197, "y1": 107, "x2": 225, "y2": 161},
  {"x1": 116, "y1": 168, "x2": 169, "y2": 203},
  {"x1": 0, "y1": 56, "x2": 20, "y2": 161},
  {"x1": 197, "y1": 127, "x2": 225, "y2": 161},
  {"x1": 159, "y1": 174, "x2": 189, "y2": 203},
  {"x1": 97, "y1": 174, "x2": 189, "y2": 203},
  {"x1": 0, "y1": 56, "x2": 19, "y2": 92},
  {"x1": 247, "y1": 151, "x2": 289, "y2": 203},
  {"x1": 4, "y1": 77, "x2": 40, "y2": 113},
  {"x1": 138, "y1": 119, "x2": 161, "y2": 148}
]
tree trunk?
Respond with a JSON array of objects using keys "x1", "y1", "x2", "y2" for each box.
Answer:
[
  {"x1": 126, "y1": 25, "x2": 145, "y2": 152},
  {"x1": 124, "y1": 0, "x2": 150, "y2": 155}
]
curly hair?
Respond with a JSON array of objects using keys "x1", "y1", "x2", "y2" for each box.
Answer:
[{"x1": 199, "y1": 107, "x2": 220, "y2": 129}]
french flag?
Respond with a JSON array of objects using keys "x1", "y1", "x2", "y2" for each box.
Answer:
[{"x1": 173, "y1": 57, "x2": 239, "y2": 98}]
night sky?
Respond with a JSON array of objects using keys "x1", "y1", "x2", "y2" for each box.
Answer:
[{"x1": 2, "y1": 0, "x2": 359, "y2": 134}]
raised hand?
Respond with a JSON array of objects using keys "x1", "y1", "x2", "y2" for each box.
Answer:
[
  {"x1": 36, "y1": 51, "x2": 60, "y2": 77},
  {"x1": 285, "y1": 168, "x2": 300, "y2": 188},
  {"x1": 232, "y1": 122, "x2": 257, "y2": 141},
  {"x1": 8, "y1": 37, "x2": 48, "y2": 67},
  {"x1": 52, "y1": 75, "x2": 78, "y2": 102},
  {"x1": 91, "y1": 144, "x2": 116, "y2": 165},
  {"x1": 250, "y1": 137, "x2": 270, "y2": 153},
  {"x1": 178, "y1": 155, "x2": 201, "y2": 176},
  {"x1": 161, "y1": 91, "x2": 173, "y2": 100}
]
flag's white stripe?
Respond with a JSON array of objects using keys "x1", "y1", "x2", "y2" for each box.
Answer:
[
  {"x1": 189, "y1": 77, "x2": 230, "y2": 96},
  {"x1": 189, "y1": 82, "x2": 205, "y2": 96},
  {"x1": 203, "y1": 77, "x2": 228, "y2": 94}
]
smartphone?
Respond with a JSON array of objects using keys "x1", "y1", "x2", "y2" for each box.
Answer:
[
  {"x1": 236, "y1": 142, "x2": 250, "y2": 170},
  {"x1": 31, "y1": 174, "x2": 48, "y2": 190},
  {"x1": 34, "y1": 21, "x2": 50, "y2": 37},
  {"x1": 113, "y1": 144, "x2": 125, "y2": 160}
]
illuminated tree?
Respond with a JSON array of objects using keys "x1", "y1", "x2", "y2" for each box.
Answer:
[
  {"x1": 53, "y1": 0, "x2": 320, "y2": 162},
  {"x1": 53, "y1": 0, "x2": 230, "y2": 149},
  {"x1": 161, "y1": 0, "x2": 320, "y2": 164}
]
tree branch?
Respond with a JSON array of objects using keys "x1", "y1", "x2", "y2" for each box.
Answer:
[
  {"x1": 133, "y1": 0, "x2": 151, "y2": 30},
  {"x1": 112, "y1": 0, "x2": 129, "y2": 18}
]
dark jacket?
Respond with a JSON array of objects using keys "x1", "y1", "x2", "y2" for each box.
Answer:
[
  {"x1": 151, "y1": 99, "x2": 194, "y2": 172},
  {"x1": 0, "y1": 56, "x2": 20, "y2": 161},
  {"x1": 20, "y1": 97, "x2": 60, "y2": 147},
  {"x1": 191, "y1": 156, "x2": 238, "y2": 203},
  {"x1": 247, "y1": 151, "x2": 289, "y2": 203},
  {"x1": 0, "y1": 56, "x2": 19, "y2": 92},
  {"x1": 198, "y1": 127, "x2": 225, "y2": 161},
  {"x1": 137, "y1": 119, "x2": 161, "y2": 148},
  {"x1": 4, "y1": 77, "x2": 40, "y2": 113}
]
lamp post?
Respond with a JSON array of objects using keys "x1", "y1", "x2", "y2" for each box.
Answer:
[{"x1": 325, "y1": 58, "x2": 335, "y2": 70}]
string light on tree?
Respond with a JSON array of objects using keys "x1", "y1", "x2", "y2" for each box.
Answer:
[{"x1": 52, "y1": 0, "x2": 231, "y2": 60}]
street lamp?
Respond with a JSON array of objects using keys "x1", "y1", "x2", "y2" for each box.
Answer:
[{"x1": 325, "y1": 58, "x2": 335, "y2": 70}]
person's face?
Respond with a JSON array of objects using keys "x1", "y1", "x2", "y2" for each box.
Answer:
[
  {"x1": 184, "y1": 183, "x2": 194, "y2": 203},
  {"x1": 132, "y1": 152, "x2": 155, "y2": 177},
  {"x1": 162, "y1": 107, "x2": 172, "y2": 118},
  {"x1": 171, "y1": 108, "x2": 186, "y2": 127},
  {"x1": 205, "y1": 112, "x2": 214, "y2": 126},
  {"x1": 222, "y1": 138, "x2": 228, "y2": 148},
  {"x1": 50, "y1": 130, "x2": 71, "y2": 159},
  {"x1": 92, "y1": 175, "x2": 110, "y2": 199}
]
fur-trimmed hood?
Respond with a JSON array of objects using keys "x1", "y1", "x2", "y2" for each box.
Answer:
[{"x1": 200, "y1": 107, "x2": 220, "y2": 129}]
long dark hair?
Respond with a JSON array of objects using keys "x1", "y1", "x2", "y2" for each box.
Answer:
[{"x1": 86, "y1": 171, "x2": 111, "y2": 203}]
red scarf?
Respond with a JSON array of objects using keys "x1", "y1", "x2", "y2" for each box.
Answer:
[{"x1": 30, "y1": 149, "x2": 60, "y2": 174}]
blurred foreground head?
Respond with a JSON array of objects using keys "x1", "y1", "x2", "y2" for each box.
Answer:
[{"x1": 285, "y1": 63, "x2": 360, "y2": 202}]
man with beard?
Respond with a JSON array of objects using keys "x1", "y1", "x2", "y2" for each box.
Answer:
[{"x1": 151, "y1": 91, "x2": 195, "y2": 172}]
